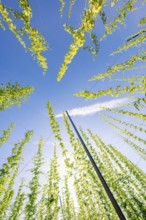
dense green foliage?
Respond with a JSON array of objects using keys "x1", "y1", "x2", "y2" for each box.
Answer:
[
  {"x1": 0, "y1": 130, "x2": 33, "y2": 219},
  {"x1": 0, "y1": 82, "x2": 33, "y2": 111},
  {"x1": 9, "y1": 179, "x2": 26, "y2": 220},
  {"x1": 0, "y1": 101, "x2": 145, "y2": 219},
  {"x1": 0, "y1": 0, "x2": 48, "y2": 73},
  {"x1": 24, "y1": 137, "x2": 44, "y2": 220},
  {"x1": 0, "y1": 123, "x2": 15, "y2": 148}
]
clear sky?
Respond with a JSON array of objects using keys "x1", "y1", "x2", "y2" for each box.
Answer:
[{"x1": 0, "y1": 0, "x2": 146, "y2": 188}]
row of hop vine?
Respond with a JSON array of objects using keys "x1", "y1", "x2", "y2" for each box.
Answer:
[
  {"x1": 0, "y1": 0, "x2": 146, "y2": 103},
  {"x1": 0, "y1": 1, "x2": 146, "y2": 219},
  {"x1": 0, "y1": 100, "x2": 146, "y2": 219}
]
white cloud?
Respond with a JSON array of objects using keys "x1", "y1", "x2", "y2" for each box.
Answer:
[{"x1": 55, "y1": 97, "x2": 133, "y2": 118}]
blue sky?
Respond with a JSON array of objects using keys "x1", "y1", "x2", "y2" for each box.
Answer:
[{"x1": 0, "y1": 0, "x2": 146, "y2": 186}]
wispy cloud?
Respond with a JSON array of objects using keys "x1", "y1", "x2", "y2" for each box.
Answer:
[{"x1": 56, "y1": 97, "x2": 133, "y2": 118}]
